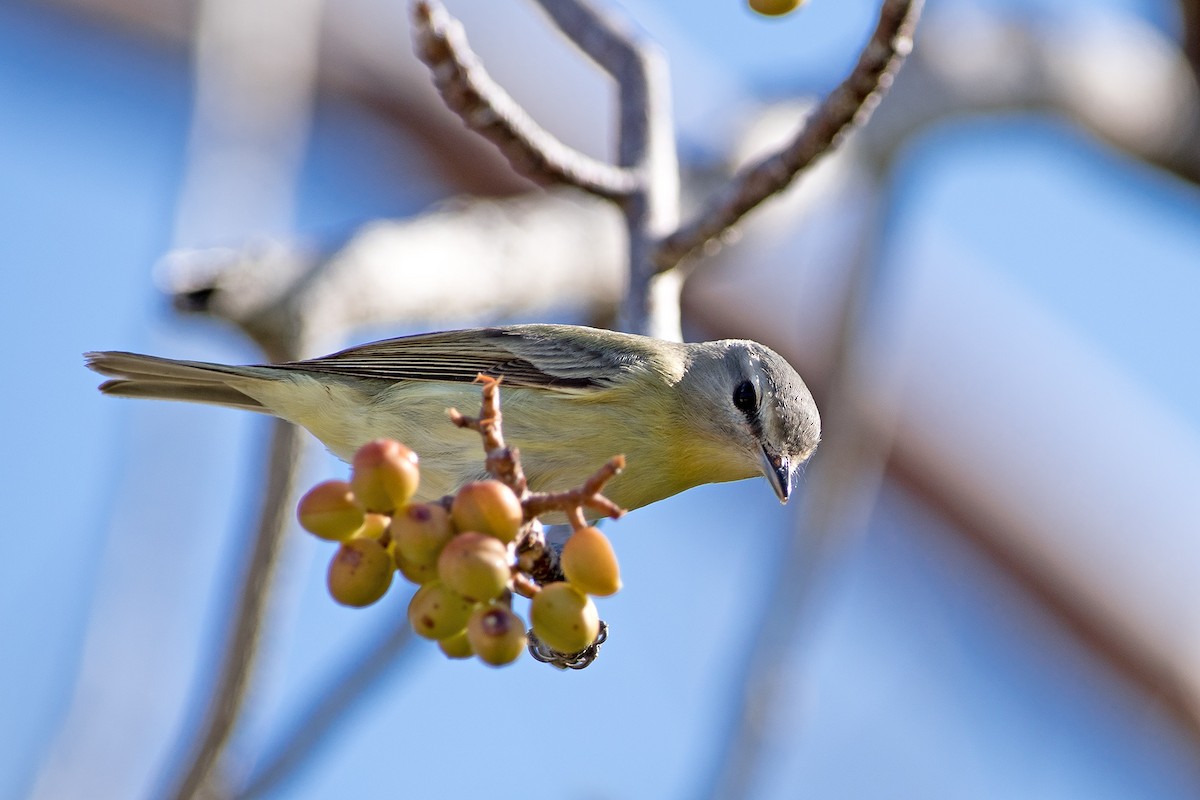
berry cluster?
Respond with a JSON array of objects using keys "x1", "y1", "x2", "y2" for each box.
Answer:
[{"x1": 295, "y1": 379, "x2": 624, "y2": 668}]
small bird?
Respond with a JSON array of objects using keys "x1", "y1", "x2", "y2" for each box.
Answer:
[{"x1": 86, "y1": 324, "x2": 820, "y2": 512}]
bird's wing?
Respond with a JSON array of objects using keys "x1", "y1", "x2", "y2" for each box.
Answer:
[{"x1": 273, "y1": 326, "x2": 649, "y2": 390}]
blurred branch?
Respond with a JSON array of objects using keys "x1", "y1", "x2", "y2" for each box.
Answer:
[
  {"x1": 701, "y1": 197, "x2": 895, "y2": 800},
  {"x1": 53, "y1": 0, "x2": 1200, "y2": 189},
  {"x1": 159, "y1": 190, "x2": 626, "y2": 348},
  {"x1": 164, "y1": 418, "x2": 306, "y2": 800},
  {"x1": 1179, "y1": 0, "x2": 1200, "y2": 89},
  {"x1": 234, "y1": 617, "x2": 422, "y2": 800},
  {"x1": 412, "y1": 0, "x2": 680, "y2": 337},
  {"x1": 172, "y1": 0, "x2": 323, "y2": 246},
  {"x1": 860, "y1": 6, "x2": 1200, "y2": 184},
  {"x1": 412, "y1": 1, "x2": 638, "y2": 199},
  {"x1": 158, "y1": 0, "x2": 323, "y2": 795},
  {"x1": 530, "y1": 0, "x2": 681, "y2": 336},
  {"x1": 656, "y1": 0, "x2": 922, "y2": 270}
]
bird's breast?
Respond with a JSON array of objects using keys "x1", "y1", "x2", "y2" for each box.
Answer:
[{"x1": 258, "y1": 374, "x2": 708, "y2": 511}]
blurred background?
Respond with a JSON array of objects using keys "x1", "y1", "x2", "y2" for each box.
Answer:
[{"x1": 3, "y1": 0, "x2": 1200, "y2": 797}]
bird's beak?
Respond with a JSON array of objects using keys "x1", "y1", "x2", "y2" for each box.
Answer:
[{"x1": 759, "y1": 446, "x2": 793, "y2": 504}]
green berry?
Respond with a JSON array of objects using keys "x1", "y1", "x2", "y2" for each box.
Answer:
[
  {"x1": 407, "y1": 581, "x2": 473, "y2": 640},
  {"x1": 451, "y1": 480, "x2": 523, "y2": 543},
  {"x1": 467, "y1": 605, "x2": 526, "y2": 666},
  {"x1": 530, "y1": 582, "x2": 599, "y2": 654},
  {"x1": 436, "y1": 532, "x2": 511, "y2": 603},
  {"x1": 438, "y1": 629, "x2": 475, "y2": 660},
  {"x1": 327, "y1": 538, "x2": 394, "y2": 607},
  {"x1": 561, "y1": 526, "x2": 622, "y2": 596},
  {"x1": 351, "y1": 439, "x2": 419, "y2": 513},
  {"x1": 391, "y1": 502, "x2": 455, "y2": 566},
  {"x1": 394, "y1": 548, "x2": 438, "y2": 585},
  {"x1": 297, "y1": 479, "x2": 365, "y2": 541},
  {"x1": 354, "y1": 512, "x2": 390, "y2": 541}
]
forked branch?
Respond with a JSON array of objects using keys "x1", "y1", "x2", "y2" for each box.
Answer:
[
  {"x1": 656, "y1": 0, "x2": 923, "y2": 270},
  {"x1": 413, "y1": 0, "x2": 639, "y2": 199}
]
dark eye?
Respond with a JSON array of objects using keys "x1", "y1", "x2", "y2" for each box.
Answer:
[{"x1": 732, "y1": 379, "x2": 757, "y2": 415}]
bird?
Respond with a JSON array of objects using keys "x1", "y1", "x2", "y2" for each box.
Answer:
[{"x1": 86, "y1": 324, "x2": 820, "y2": 513}]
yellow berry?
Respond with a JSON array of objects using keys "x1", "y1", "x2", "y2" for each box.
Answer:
[
  {"x1": 350, "y1": 439, "x2": 419, "y2": 513},
  {"x1": 467, "y1": 606, "x2": 526, "y2": 666},
  {"x1": 451, "y1": 480, "x2": 523, "y2": 543},
  {"x1": 436, "y1": 532, "x2": 511, "y2": 603},
  {"x1": 530, "y1": 582, "x2": 599, "y2": 654},
  {"x1": 327, "y1": 538, "x2": 394, "y2": 607},
  {"x1": 437, "y1": 629, "x2": 475, "y2": 660},
  {"x1": 561, "y1": 526, "x2": 622, "y2": 596},
  {"x1": 354, "y1": 512, "x2": 390, "y2": 541},
  {"x1": 394, "y1": 548, "x2": 438, "y2": 585},
  {"x1": 748, "y1": 0, "x2": 802, "y2": 17},
  {"x1": 407, "y1": 581, "x2": 473, "y2": 640},
  {"x1": 297, "y1": 479, "x2": 365, "y2": 541},
  {"x1": 391, "y1": 503, "x2": 455, "y2": 566}
]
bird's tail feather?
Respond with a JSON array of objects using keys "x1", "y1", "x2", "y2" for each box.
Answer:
[{"x1": 85, "y1": 351, "x2": 269, "y2": 411}]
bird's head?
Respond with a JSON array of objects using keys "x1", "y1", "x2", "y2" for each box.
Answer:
[{"x1": 678, "y1": 340, "x2": 821, "y2": 503}]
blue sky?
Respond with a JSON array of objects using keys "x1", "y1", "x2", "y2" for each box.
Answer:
[{"x1": 3, "y1": 0, "x2": 1199, "y2": 798}]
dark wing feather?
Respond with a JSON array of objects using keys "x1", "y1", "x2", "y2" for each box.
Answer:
[{"x1": 271, "y1": 326, "x2": 649, "y2": 390}]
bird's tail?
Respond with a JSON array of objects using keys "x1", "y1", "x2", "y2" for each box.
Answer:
[{"x1": 85, "y1": 351, "x2": 271, "y2": 412}]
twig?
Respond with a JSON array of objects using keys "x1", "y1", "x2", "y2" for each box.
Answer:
[
  {"x1": 162, "y1": 418, "x2": 306, "y2": 800},
  {"x1": 411, "y1": 0, "x2": 638, "y2": 199},
  {"x1": 522, "y1": 455, "x2": 626, "y2": 523},
  {"x1": 453, "y1": 379, "x2": 621, "y2": 672},
  {"x1": 447, "y1": 374, "x2": 529, "y2": 496},
  {"x1": 656, "y1": 0, "x2": 923, "y2": 270},
  {"x1": 452, "y1": 377, "x2": 625, "y2": 584},
  {"x1": 511, "y1": 570, "x2": 543, "y2": 599},
  {"x1": 234, "y1": 616, "x2": 422, "y2": 800},
  {"x1": 450, "y1": 375, "x2": 625, "y2": 523}
]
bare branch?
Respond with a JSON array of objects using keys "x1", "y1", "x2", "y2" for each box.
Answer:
[
  {"x1": 411, "y1": 0, "x2": 638, "y2": 199},
  {"x1": 447, "y1": 375, "x2": 529, "y2": 496},
  {"x1": 522, "y1": 455, "x2": 627, "y2": 524},
  {"x1": 657, "y1": 0, "x2": 923, "y2": 271}
]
